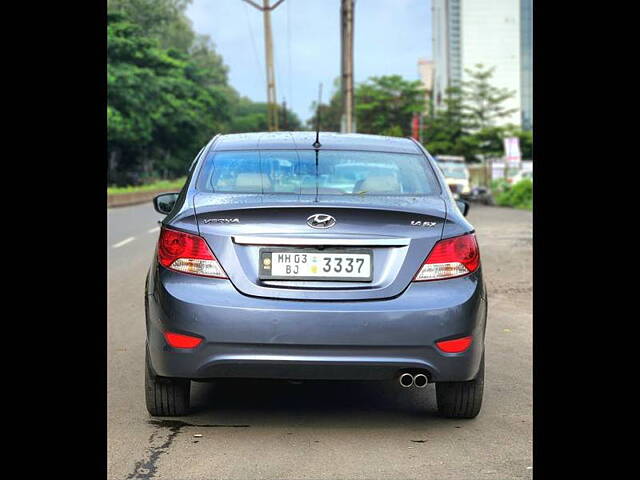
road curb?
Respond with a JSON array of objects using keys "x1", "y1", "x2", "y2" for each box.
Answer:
[{"x1": 107, "y1": 189, "x2": 177, "y2": 208}]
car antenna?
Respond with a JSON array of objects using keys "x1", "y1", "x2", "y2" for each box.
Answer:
[
  {"x1": 313, "y1": 83, "x2": 322, "y2": 148},
  {"x1": 314, "y1": 147, "x2": 320, "y2": 203},
  {"x1": 313, "y1": 83, "x2": 322, "y2": 202}
]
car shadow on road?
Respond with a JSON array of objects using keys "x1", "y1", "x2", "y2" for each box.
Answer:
[{"x1": 184, "y1": 378, "x2": 443, "y2": 428}]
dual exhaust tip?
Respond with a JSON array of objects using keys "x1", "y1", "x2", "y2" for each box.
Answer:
[{"x1": 399, "y1": 372, "x2": 429, "y2": 388}]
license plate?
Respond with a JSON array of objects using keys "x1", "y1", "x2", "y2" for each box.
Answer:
[{"x1": 259, "y1": 248, "x2": 373, "y2": 282}]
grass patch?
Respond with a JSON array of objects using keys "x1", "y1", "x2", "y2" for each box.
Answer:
[
  {"x1": 491, "y1": 178, "x2": 533, "y2": 210},
  {"x1": 107, "y1": 177, "x2": 186, "y2": 195}
]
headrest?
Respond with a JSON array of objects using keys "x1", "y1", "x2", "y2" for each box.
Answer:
[
  {"x1": 356, "y1": 175, "x2": 401, "y2": 194},
  {"x1": 234, "y1": 173, "x2": 272, "y2": 191}
]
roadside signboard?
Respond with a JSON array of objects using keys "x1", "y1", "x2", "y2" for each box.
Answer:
[{"x1": 504, "y1": 137, "x2": 522, "y2": 165}]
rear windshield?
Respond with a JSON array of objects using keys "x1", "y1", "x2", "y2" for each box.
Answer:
[{"x1": 196, "y1": 150, "x2": 440, "y2": 195}]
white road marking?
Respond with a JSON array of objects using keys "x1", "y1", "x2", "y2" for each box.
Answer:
[
  {"x1": 148, "y1": 227, "x2": 160, "y2": 234},
  {"x1": 112, "y1": 237, "x2": 135, "y2": 248}
]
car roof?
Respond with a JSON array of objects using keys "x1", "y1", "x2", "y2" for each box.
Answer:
[{"x1": 210, "y1": 131, "x2": 423, "y2": 154}]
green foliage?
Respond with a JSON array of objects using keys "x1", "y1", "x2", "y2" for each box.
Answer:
[
  {"x1": 307, "y1": 75, "x2": 424, "y2": 136},
  {"x1": 107, "y1": 177, "x2": 187, "y2": 195},
  {"x1": 231, "y1": 97, "x2": 302, "y2": 133},
  {"x1": 108, "y1": 1, "x2": 306, "y2": 187},
  {"x1": 107, "y1": 0, "x2": 308, "y2": 187},
  {"x1": 462, "y1": 64, "x2": 517, "y2": 131},
  {"x1": 354, "y1": 75, "x2": 425, "y2": 136},
  {"x1": 107, "y1": 5, "x2": 232, "y2": 185},
  {"x1": 494, "y1": 179, "x2": 533, "y2": 210},
  {"x1": 423, "y1": 65, "x2": 531, "y2": 164},
  {"x1": 381, "y1": 125, "x2": 404, "y2": 137},
  {"x1": 469, "y1": 125, "x2": 516, "y2": 159},
  {"x1": 517, "y1": 129, "x2": 533, "y2": 159},
  {"x1": 423, "y1": 87, "x2": 467, "y2": 155},
  {"x1": 188, "y1": 34, "x2": 231, "y2": 88},
  {"x1": 108, "y1": 0, "x2": 195, "y2": 50},
  {"x1": 490, "y1": 178, "x2": 511, "y2": 194}
]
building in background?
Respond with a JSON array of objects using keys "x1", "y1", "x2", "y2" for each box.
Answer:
[
  {"x1": 417, "y1": 58, "x2": 434, "y2": 114},
  {"x1": 431, "y1": 0, "x2": 459, "y2": 107},
  {"x1": 432, "y1": 0, "x2": 531, "y2": 129},
  {"x1": 520, "y1": 0, "x2": 532, "y2": 130}
]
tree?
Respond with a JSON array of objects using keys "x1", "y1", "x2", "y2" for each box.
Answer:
[
  {"x1": 107, "y1": 0, "x2": 195, "y2": 51},
  {"x1": 422, "y1": 64, "x2": 528, "y2": 162},
  {"x1": 230, "y1": 97, "x2": 302, "y2": 133},
  {"x1": 108, "y1": 1, "x2": 312, "y2": 185},
  {"x1": 462, "y1": 64, "x2": 518, "y2": 131},
  {"x1": 354, "y1": 75, "x2": 425, "y2": 136},
  {"x1": 423, "y1": 86, "x2": 467, "y2": 155},
  {"x1": 517, "y1": 129, "x2": 533, "y2": 159},
  {"x1": 107, "y1": 10, "x2": 232, "y2": 184},
  {"x1": 307, "y1": 75, "x2": 424, "y2": 136},
  {"x1": 187, "y1": 34, "x2": 231, "y2": 88},
  {"x1": 107, "y1": 12, "x2": 170, "y2": 183}
]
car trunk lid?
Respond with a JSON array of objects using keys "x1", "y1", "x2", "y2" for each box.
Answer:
[{"x1": 193, "y1": 193, "x2": 447, "y2": 301}]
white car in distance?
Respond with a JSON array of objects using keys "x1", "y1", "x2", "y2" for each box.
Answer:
[{"x1": 437, "y1": 162, "x2": 471, "y2": 199}]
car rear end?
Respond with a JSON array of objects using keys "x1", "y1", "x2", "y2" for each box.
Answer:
[{"x1": 145, "y1": 133, "x2": 487, "y2": 418}]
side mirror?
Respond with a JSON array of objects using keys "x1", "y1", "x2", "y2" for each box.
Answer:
[
  {"x1": 153, "y1": 192, "x2": 179, "y2": 215},
  {"x1": 456, "y1": 199, "x2": 470, "y2": 217}
]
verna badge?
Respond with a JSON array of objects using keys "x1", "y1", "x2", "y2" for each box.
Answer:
[
  {"x1": 203, "y1": 218, "x2": 239, "y2": 224},
  {"x1": 307, "y1": 214, "x2": 336, "y2": 229}
]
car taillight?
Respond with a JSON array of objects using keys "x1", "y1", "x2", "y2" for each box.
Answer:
[
  {"x1": 157, "y1": 226, "x2": 227, "y2": 278},
  {"x1": 414, "y1": 233, "x2": 480, "y2": 281}
]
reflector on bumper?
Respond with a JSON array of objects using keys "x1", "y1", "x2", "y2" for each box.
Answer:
[
  {"x1": 164, "y1": 331, "x2": 203, "y2": 349},
  {"x1": 436, "y1": 336, "x2": 473, "y2": 353}
]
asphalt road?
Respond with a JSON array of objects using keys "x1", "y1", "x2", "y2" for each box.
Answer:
[{"x1": 107, "y1": 202, "x2": 532, "y2": 480}]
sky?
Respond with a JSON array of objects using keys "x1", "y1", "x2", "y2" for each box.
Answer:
[{"x1": 186, "y1": 0, "x2": 432, "y2": 124}]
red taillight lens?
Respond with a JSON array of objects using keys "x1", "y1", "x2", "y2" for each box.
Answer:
[
  {"x1": 164, "y1": 331, "x2": 203, "y2": 349},
  {"x1": 414, "y1": 233, "x2": 480, "y2": 281},
  {"x1": 436, "y1": 335, "x2": 473, "y2": 353},
  {"x1": 157, "y1": 227, "x2": 227, "y2": 278}
]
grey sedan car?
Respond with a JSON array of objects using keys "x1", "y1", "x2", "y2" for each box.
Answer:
[{"x1": 145, "y1": 132, "x2": 487, "y2": 418}]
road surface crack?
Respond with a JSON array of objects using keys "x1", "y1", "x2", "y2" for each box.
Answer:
[
  {"x1": 126, "y1": 420, "x2": 251, "y2": 479},
  {"x1": 126, "y1": 423, "x2": 182, "y2": 480}
]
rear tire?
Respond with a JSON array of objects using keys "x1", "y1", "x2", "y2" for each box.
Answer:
[
  {"x1": 145, "y1": 348, "x2": 190, "y2": 416},
  {"x1": 436, "y1": 355, "x2": 484, "y2": 418}
]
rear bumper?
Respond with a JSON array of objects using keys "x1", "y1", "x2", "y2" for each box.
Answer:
[{"x1": 146, "y1": 265, "x2": 487, "y2": 382}]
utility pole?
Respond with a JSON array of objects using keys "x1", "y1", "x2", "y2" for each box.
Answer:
[
  {"x1": 242, "y1": 0, "x2": 285, "y2": 131},
  {"x1": 340, "y1": 0, "x2": 354, "y2": 133}
]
